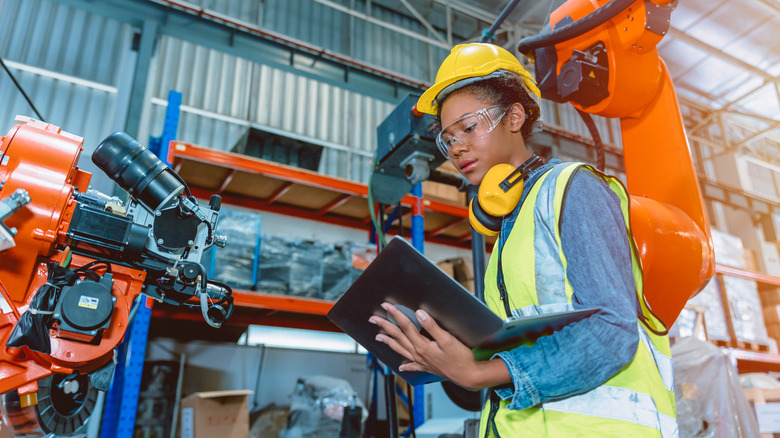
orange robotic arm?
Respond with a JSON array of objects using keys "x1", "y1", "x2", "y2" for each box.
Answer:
[
  {"x1": 0, "y1": 118, "x2": 231, "y2": 435},
  {"x1": 518, "y1": 0, "x2": 715, "y2": 326}
]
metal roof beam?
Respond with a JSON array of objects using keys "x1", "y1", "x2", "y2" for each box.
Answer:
[
  {"x1": 431, "y1": 0, "x2": 501, "y2": 25},
  {"x1": 51, "y1": 0, "x2": 428, "y2": 103},
  {"x1": 755, "y1": 0, "x2": 780, "y2": 16},
  {"x1": 310, "y1": 0, "x2": 449, "y2": 48},
  {"x1": 719, "y1": 77, "x2": 777, "y2": 111},
  {"x1": 679, "y1": 84, "x2": 779, "y2": 133},
  {"x1": 733, "y1": 124, "x2": 780, "y2": 149},
  {"x1": 513, "y1": 0, "x2": 553, "y2": 24},
  {"x1": 667, "y1": 27, "x2": 772, "y2": 80},
  {"x1": 399, "y1": 0, "x2": 449, "y2": 47}
]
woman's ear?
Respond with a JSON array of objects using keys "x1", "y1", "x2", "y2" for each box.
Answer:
[{"x1": 507, "y1": 103, "x2": 526, "y2": 133}]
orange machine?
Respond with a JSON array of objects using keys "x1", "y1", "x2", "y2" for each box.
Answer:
[
  {"x1": 0, "y1": 117, "x2": 231, "y2": 435},
  {"x1": 518, "y1": 0, "x2": 715, "y2": 326}
]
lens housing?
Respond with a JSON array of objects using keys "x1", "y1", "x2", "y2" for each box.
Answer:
[{"x1": 92, "y1": 132, "x2": 184, "y2": 211}]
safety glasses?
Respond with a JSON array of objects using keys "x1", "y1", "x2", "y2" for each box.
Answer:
[{"x1": 435, "y1": 105, "x2": 507, "y2": 158}]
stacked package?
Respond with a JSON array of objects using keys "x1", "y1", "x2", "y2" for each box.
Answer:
[
  {"x1": 209, "y1": 206, "x2": 373, "y2": 300},
  {"x1": 209, "y1": 206, "x2": 262, "y2": 291},
  {"x1": 679, "y1": 229, "x2": 769, "y2": 345},
  {"x1": 257, "y1": 236, "x2": 324, "y2": 297}
]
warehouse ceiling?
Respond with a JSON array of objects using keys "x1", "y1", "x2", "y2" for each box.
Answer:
[{"x1": 377, "y1": 0, "x2": 780, "y2": 164}]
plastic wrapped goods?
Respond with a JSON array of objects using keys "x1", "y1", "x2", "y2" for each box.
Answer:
[
  {"x1": 685, "y1": 278, "x2": 730, "y2": 341},
  {"x1": 279, "y1": 376, "x2": 367, "y2": 438},
  {"x1": 322, "y1": 244, "x2": 352, "y2": 301},
  {"x1": 724, "y1": 275, "x2": 769, "y2": 344},
  {"x1": 258, "y1": 235, "x2": 293, "y2": 293},
  {"x1": 711, "y1": 229, "x2": 747, "y2": 269},
  {"x1": 210, "y1": 206, "x2": 262, "y2": 290},
  {"x1": 288, "y1": 240, "x2": 324, "y2": 298},
  {"x1": 671, "y1": 337, "x2": 760, "y2": 437}
]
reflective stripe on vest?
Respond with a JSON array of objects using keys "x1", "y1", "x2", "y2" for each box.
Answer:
[
  {"x1": 543, "y1": 385, "x2": 679, "y2": 438},
  {"x1": 482, "y1": 162, "x2": 677, "y2": 437},
  {"x1": 638, "y1": 323, "x2": 675, "y2": 392}
]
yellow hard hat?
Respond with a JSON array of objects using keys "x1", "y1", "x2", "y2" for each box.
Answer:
[{"x1": 417, "y1": 43, "x2": 541, "y2": 115}]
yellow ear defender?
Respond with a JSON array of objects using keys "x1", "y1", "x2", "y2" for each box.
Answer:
[{"x1": 468, "y1": 155, "x2": 544, "y2": 236}]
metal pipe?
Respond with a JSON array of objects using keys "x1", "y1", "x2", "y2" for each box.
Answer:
[
  {"x1": 481, "y1": 0, "x2": 523, "y2": 42},
  {"x1": 467, "y1": 184, "x2": 489, "y2": 412},
  {"x1": 385, "y1": 372, "x2": 399, "y2": 438},
  {"x1": 428, "y1": 169, "x2": 468, "y2": 190},
  {"x1": 169, "y1": 353, "x2": 187, "y2": 438},
  {"x1": 467, "y1": 185, "x2": 486, "y2": 302},
  {"x1": 86, "y1": 390, "x2": 106, "y2": 438}
]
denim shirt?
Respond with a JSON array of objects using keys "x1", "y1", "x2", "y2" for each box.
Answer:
[{"x1": 491, "y1": 160, "x2": 640, "y2": 410}]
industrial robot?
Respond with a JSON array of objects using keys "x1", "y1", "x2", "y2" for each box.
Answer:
[
  {"x1": 0, "y1": 117, "x2": 232, "y2": 436},
  {"x1": 518, "y1": 0, "x2": 714, "y2": 326}
]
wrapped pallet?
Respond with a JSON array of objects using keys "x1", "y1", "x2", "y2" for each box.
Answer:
[
  {"x1": 671, "y1": 337, "x2": 760, "y2": 437},
  {"x1": 210, "y1": 206, "x2": 262, "y2": 291}
]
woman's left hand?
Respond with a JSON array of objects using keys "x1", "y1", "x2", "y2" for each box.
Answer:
[{"x1": 369, "y1": 302, "x2": 484, "y2": 390}]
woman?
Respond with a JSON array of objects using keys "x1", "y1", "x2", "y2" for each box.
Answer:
[{"x1": 369, "y1": 43, "x2": 677, "y2": 437}]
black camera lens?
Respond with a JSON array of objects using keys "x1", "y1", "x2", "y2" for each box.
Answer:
[{"x1": 92, "y1": 132, "x2": 184, "y2": 211}]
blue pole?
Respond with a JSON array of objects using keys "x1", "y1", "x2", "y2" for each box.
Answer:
[
  {"x1": 98, "y1": 340, "x2": 127, "y2": 438},
  {"x1": 115, "y1": 299, "x2": 152, "y2": 438},
  {"x1": 251, "y1": 215, "x2": 262, "y2": 290},
  {"x1": 409, "y1": 183, "x2": 425, "y2": 430},
  {"x1": 102, "y1": 90, "x2": 182, "y2": 438}
]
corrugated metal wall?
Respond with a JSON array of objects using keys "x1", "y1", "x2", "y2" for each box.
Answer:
[
  {"x1": 184, "y1": 0, "x2": 447, "y2": 82},
  {"x1": 0, "y1": 0, "x2": 626, "y2": 188},
  {"x1": 138, "y1": 35, "x2": 394, "y2": 182},
  {"x1": 0, "y1": 0, "x2": 132, "y2": 193}
]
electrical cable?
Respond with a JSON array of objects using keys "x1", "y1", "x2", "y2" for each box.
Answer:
[
  {"x1": 127, "y1": 295, "x2": 142, "y2": 327},
  {"x1": 0, "y1": 56, "x2": 45, "y2": 122},
  {"x1": 367, "y1": 152, "x2": 387, "y2": 248},
  {"x1": 575, "y1": 109, "x2": 606, "y2": 171},
  {"x1": 516, "y1": 0, "x2": 635, "y2": 53},
  {"x1": 383, "y1": 205, "x2": 401, "y2": 235},
  {"x1": 397, "y1": 202, "x2": 404, "y2": 238},
  {"x1": 74, "y1": 260, "x2": 112, "y2": 273},
  {"x1": 406, "y1": 383, "x2": 416, "y2": 438},
  {"x1": 378, "y1": 203, "x2": 386, "y2": 251}
]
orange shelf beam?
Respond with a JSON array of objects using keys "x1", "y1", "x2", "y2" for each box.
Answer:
[{"x1": 715, "y1": 264, "x2": 780, "y2": 287}]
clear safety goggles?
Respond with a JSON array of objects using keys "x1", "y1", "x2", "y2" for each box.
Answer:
[{"x1": 436, "y1": 105, "x2": 507, "y2": 157}]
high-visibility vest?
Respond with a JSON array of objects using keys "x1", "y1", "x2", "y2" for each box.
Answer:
[{"x1": 479, "y1": 162, "x2": 677, "y2": 438}]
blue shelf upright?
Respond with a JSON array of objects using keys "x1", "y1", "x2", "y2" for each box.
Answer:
[{"x1": 99, "y1": 90, "x2": 182, "y2": 438}]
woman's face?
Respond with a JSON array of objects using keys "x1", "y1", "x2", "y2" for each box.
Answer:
[{"x1": 439, "y1": 92, "x2": 528, "y2": 186}]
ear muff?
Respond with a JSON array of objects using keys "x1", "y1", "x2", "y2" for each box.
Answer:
[
  {"x1": 468, "y1": 155, "x2": 544, "y2": 236},
  {"x1": 469, "y1": 197, "x2": 502, "y2": 236}
]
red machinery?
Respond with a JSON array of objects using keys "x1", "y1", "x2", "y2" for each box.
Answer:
[
  {"x1": 0, "y1": 117, "x2": 231, "y2": 435},
  {"x1": 519, "y1": 0, "x2": 715, "y2": 326}
]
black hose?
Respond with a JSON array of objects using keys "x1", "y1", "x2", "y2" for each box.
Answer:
[
  {"x1": 516, "y1": 0, "x2": 635, "y2": 53},
  {"x1": 575, "y1": 109, "x2": 605, "y2": 171},
  {"x1": 0, "y1": 56, "x2": 45, "y2": 121}
]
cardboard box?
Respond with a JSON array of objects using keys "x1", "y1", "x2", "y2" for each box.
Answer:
[
  {"x1": 423, "y1": 180, "x2": 466, "y2": 205},
  {"x1": 742, "y1": 249, "x2": 759, "y2": 272},
  {"x1": 756, "y1": 402, "x2": 780, "y2": 433},
  {"x1": 181, "y1": 390, "x2": 252, "y2": 438},
  {"x1": 437, "y1": 260, "x2": 455, "y2": 278},
  {"x1": 760, "y1": 241, "x2": 780, "y2": 277}
]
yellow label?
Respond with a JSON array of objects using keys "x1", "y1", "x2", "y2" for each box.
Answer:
[{"x1": 78, "y1": 295, "x2": 99, "y2": 310}]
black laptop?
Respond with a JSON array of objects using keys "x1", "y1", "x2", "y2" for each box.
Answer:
[{"x1": 327, "y1": 236, "x2": 597, "y2": 386}]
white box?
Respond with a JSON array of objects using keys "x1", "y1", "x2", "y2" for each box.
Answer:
[
  {"x1": 760, "y1": 241, "x2": 780, "y2": 277},
  {"x1": 756, "y1": 402, "x2": 780, "y2": 433}
]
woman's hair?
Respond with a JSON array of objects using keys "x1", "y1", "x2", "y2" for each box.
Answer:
[{"x1": 437, "y1": 73, "x2": 542, "y2": 142}]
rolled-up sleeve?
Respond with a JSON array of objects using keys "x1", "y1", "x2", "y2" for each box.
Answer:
[{"x1": 491, "y1": 170, "x2": 639, "y2": 410}]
